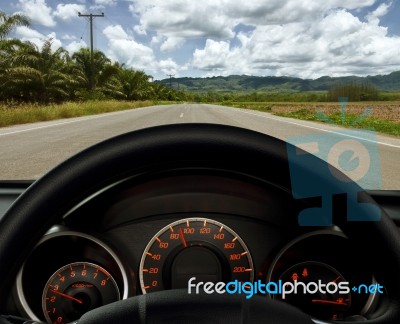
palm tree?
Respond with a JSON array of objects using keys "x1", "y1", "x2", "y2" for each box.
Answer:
[
  {"x1": 72, "y1": 48, "x2": 96, "y2": 91},
  {"x1": 119, "y1": 69, "x2": 153, "y2": 100},
  {"x1": 0, "y1": 11, "x2": 30, "y2": 101},
  {"x1": 2, "y1": 39, "x2": 75, "y2": 102},
  {"x1": 72, "y1": 48, "x2": 124, "y2": 98},
  {"x1": 0, "y1": 11, "x2": 30, "y2": 40},
  {"x1": 151, "y1": 82, "x2": 181, "y2": 101}
]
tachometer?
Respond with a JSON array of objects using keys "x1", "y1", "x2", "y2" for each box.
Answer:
[
  {"x1": 42, "y1": 262, "x2": 120, "y2": 324},
  {"x1": 139, "y1": 217, "x2": 254, "y2": 294}
]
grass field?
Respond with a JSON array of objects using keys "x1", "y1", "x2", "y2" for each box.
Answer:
[
  {"x1": 0, "y1": 100, "x2": 155, "y2": 128},
  {"x1": 223, "y1": 101, "x2": 400, "y2": 136}
]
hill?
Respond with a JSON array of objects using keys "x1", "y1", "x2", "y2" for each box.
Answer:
[{"x1": 158, "y1": 71, "x2": 400, "y2": 92}]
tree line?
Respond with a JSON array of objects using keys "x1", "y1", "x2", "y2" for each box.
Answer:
[
  {"x1": 327, "y1": 81, "x2": 379, "y2": 102},
  {"x1": 0, "y1": 11, "x2": 188, "y2": 104},
  {"x1": 187, "y1": 83, "x2": 381, "y2": 103}
]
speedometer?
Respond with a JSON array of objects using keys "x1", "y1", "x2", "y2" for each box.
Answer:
[{"x1": 139, "y1": 218, "x2": 254, "y2": 294}]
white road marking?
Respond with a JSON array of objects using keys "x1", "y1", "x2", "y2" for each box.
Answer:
[{"x1": 0, "y1": 119, "x2": 97, "y2": 136}]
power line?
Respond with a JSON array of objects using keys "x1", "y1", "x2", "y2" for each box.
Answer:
[
  {"x1": 79, "y1": 19, "x2": 88, "y2": 42},
  {"x1": 78, "y1": 12, "x2": 105, "y2": 92}
]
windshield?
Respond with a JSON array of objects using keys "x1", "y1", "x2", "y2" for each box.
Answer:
[{"x1": 0, "y1": 1, "x2": 399, "y2": 189}]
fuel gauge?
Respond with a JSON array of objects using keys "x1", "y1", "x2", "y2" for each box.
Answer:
[{"x1": 274, "y1": 261, "x2": 351, "y2": 321}]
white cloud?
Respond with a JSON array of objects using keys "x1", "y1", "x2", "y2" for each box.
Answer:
[
  {"x1": 103, "y1": 25, "x2": 155, "y2": 70},
  {"x1": 11, "y1": 0, "x2": 399, "y2": 79},
  {"x1": 160, "y1": 37, "x2": 185, "y2": 52},
  {"x1": 89, "y1": 0, "x2": 116, "y2": 10},
  {"x1": 129, "y1": 0, "x2": 235, "y2": 51},
  {"x1": 129, "y1": 0, "x2": 379, "y2": 52},
  {"x1": 133, "y1": 25, "x2": 147, "y2": 36},
  {"x1": 15, "y1": 27, "x2": 62, "y2": 52},
  {"x1": 61, "y1": 34, "x2": 77, "y2": 41},
  {"x1": 103, "y1": 25, "x2": 186, "y2": 77},
  {"x1": 65, "y1": 40, "x2": 86, "y2": 54},
  {"x1": 193, "y1": 40, "x2": 232, "y2": 72},
  {"x1": 46, "y1": 32, "x2": 62, "y2": 50},
  {"x1": 366, "y1": 2, "x2": 392, "y2": 25},
  {"x1": 192, "y1": 9, "x2": 400, "y2": 78},
  {"x1": 54, "y1": 4, "x2": 86, "y2": 21},
  {"x1": 158, "y1": 58, "x2": 187, "y2": 75},
  {"x1": 103, "y1": 24, "x2": 130, "y2": 40},
  {"x1": 17, "y1": 0, "x2": 55, "y2": 27},
  {"x1": 94, "y1": 0, "x2": 116, "y2": 6},
  {"x1": 15, "y1": 26, "x2": 43, "y2": 40},
  {"x1": 151, "y1": 35, "x2": 162, "y2": 45}
]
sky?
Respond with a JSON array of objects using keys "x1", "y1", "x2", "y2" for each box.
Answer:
[{"x1": 2, "y1": 0, "x2": 400, "y2": 80}]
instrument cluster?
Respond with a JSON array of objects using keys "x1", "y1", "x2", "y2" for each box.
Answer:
[{"x1": 13, "y1": 173, "x2": 380, "y2": 323}]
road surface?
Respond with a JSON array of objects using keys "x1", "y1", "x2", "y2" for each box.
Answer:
[{"x1": 0, "y1": 104, "x2": 399, "y2": 189}]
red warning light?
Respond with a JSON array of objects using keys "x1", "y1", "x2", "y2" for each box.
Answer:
[
  {"x1": 302, "y1": 268, "x2": 309, "y2": 278},
  {"x1": 291, "y1": 273, "x2": 299, "y2": 281}
]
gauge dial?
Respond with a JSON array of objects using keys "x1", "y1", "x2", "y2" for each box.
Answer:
[
  {"x1": 139, "y1": 217, "x2": 254, "y2": 294},
  {"x1": 274, "y1": 261, "x2": 351, "y2": 321},
  {"x1": 42, "y1": 262, "x2": 120, "y2": 324}
]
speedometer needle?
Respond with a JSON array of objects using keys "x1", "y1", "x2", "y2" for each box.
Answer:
[
  {"x1": 51, "y1": 290, "x2": 83, "y2": 304},
  {"x1": 179, "y1": 227, "x2": 187, "y2": 248}
]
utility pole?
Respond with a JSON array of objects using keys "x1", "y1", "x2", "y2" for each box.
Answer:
[
  {"x1": 78, "y1": 12, "x2": 104, "y2": 92},
  {"x1": 166, "y1": 74, "x2": 175, "y2": 88}
]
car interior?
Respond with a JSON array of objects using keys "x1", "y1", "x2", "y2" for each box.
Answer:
[{"x1": 0, "y1": 123, "x2": 400, "y2": 324}]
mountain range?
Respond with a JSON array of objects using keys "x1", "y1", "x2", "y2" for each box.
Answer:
[{"x1": 159, "y1": 71, "x2": 400, "y2": 92}]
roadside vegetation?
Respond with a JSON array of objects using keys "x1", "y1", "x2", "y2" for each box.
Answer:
[
  {"x1": 273, "y1": 101, "x2": 400, "y2": 136},
  {"x1": 0, "y1": 11, "x2": 188, "y2": 105},
  {"x1": 215, "y1": 82, "x2": 399, "y2": 137},
  {"x1": 222, "y1": 101, "x2": 400, "y2": 137},
  {"x1": 275, "y1": 109, "x2": 399, "y2": 136},
  {"x1": 0, "y1": 101, "x2": 155, "y2": 127}
]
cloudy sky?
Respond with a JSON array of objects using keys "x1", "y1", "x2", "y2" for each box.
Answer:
[{"x1": 2, "y1": 0, "x2": 400, "y2": 80}]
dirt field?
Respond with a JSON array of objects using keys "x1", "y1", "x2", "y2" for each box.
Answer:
[{"x1": 270, "y1": 102, "x2": 400, "y2": 123}]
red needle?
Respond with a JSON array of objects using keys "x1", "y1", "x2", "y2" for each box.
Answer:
[
  {"x1": 312, "y1": 299, "x2": 348, "y2": 306},
  {"x1": 179, "y1": 227, "x2": 187, "y2": 248},
  {"x1": 51, "y1": 290, "x2": 83, "y2": 304}
]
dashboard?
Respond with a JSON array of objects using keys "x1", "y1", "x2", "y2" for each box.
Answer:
[{"x1": 2, "y1": 170, "x2": 399, "y2": 324}]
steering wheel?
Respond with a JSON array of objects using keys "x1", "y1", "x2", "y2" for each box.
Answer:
[{"x1": 0, "y1": 123, "x2": 400, "y2": 324}]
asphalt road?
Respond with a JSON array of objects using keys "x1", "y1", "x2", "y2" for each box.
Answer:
[{"x1": 0, "y1": 104, "x2": 399, "y2": 189}]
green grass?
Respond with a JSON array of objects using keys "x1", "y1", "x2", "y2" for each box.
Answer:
[
  {"x1": 219, "y1": 101, "x2": 273, "y2": 112},
  {"x1": 0, "y1": 100, "x2": 155, "y2": 127},
  {"x1": 275, "y1": 110, "x2": 400, "y2": 137},
  {"x1": 379, "y1": 92, "x2": 400, "y2": 101},
  {"x1": 153, "y1": 100, "x2": 186, "y2": 105}
]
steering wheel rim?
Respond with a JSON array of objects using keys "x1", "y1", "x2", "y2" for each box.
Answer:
[{"x1": 0, "y1": 123, "x2": 399, "y2": 323}]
